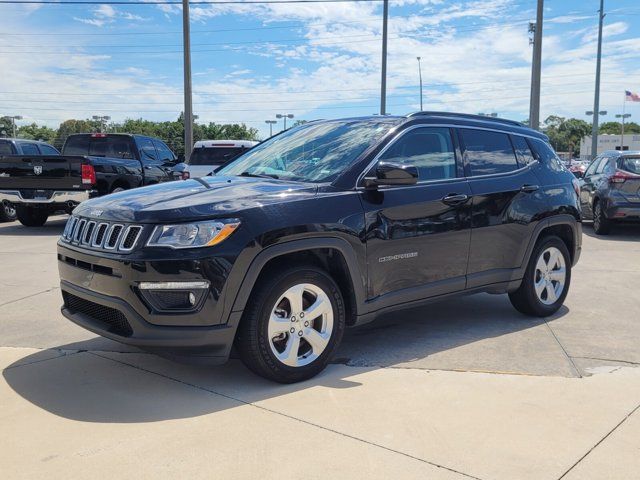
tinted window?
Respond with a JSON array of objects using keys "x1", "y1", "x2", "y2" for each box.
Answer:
[
  {"x1": 379, "y1": 127, "x2": 456, "y2": 181},
  {"x1": 595, "y1": 157, "x2": 610, "y2": 174},
  {"x1": 584, "y1": 157, "x2": 600, "y2": 177},
  {"x1": 63, "y1": 135, "x2": 90, "y2": 155},
  {"x1": 618, "y1": 156, "x2": 640, "y2": 174},
  {"x1": 153, "y1": 140, "x2": 175, "y2": 163},
  {"x1": 461, "y1": 129, "x2": 518, "y2": 176},
  {"x1": 0, "y1": 141, "x2": 16, "y2": 155},
  {"x1": 19, "y1": 143, "x2": 40, "y2": 155},
  {"x1": 190, "y1": 147, "x2": 244, "y2": 166},
  {"x1": 64, "y1": 135, "x2": 134, "y2": 159},
  {"x1": 511, "y1": 135, "x2": 535, "y2": 166},
  {"x1": 137, "y1": 137, "x2": 158, "y2": 163},
  {"x1": 529, "y1": 138, "x2": 565, "y2": 172},
  {"x1": 39, "y1": 144, "x2": 59, "y2": 155}
]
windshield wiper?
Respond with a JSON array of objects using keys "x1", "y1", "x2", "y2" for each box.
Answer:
[{"x1": 239, "y1": 171, "x2": 279, "y2": 179}]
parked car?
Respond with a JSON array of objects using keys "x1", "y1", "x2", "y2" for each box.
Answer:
[
  {"x1": 0, "y1": 133, "x2": 177, "y2": 227},
  {"x1": 57, "y1": 112, "x2": 581, "y2": 383},
  {"x1": 0, "y1": 138, "x2": 60, "y2": 222},
  {"x1": 568, "y1": 160, "x2": 589, "y2": 178},
  {"x1": 579, "y1": 150, "x2": 640, "y2": 234},
  {"x1": 177, "y1": 140, "x2": 259, "y2": 179}
]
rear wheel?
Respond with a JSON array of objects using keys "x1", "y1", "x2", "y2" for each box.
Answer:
[
  {"x1": 236, "y1": 265, "x2": 345, "y2": 383},
  {"x1": 509, "y1": 236, "x2": 571, "y2": 317},
  {"x1": 592, "y1": 200, "x2": 611, "y2": 235},
  {"x1": 16, "y1": 205, "x2": 49, "y2": 227},
  {"x1": 0, "y1": 201, "x2": 16, "y2": 222}
]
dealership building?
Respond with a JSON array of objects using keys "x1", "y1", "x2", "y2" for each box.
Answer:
[{"x1": 580, "y1": 134, "x2": 640, "y2": 160}]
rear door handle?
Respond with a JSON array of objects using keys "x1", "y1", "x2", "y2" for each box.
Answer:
[
  {"x1": 442, "y1": 194, "x2": 469, "y2": 206},
  {"x1": 521, "y1": 184, "x2": 539, "y2": 193}
]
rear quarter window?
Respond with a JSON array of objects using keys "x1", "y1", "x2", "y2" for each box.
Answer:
[
  {"x1": 618, "y1": 157, "x2": 640, "y2": 174},
  {"x1": 529, "y1": 138, "x2": 565, "y2": 172}
]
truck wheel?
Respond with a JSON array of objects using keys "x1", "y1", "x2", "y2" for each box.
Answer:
[
  {"x1": 16, "y1": 206, "x2": 49, "y2": 227},
  {"x1": 0, "y1": 201, "x2": 16, "y2": 222},
  {"x1": 236, "y1": 265, "x2": 345, "y2": 383},
  {"x1": 592, "y1": 200, "x2": 611, "y2": 235},
  {"x1": 509, "y1": 236, "x2": 571, "y2": 317}
]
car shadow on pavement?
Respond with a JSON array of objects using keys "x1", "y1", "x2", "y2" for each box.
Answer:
[
  {"x1": 0, "y1": 217, "x2": 67, "y2": 236},
  {"x1": 582, "y1": 222, "x2": 640, "y2": 241},
  {"x1": 3, "y1": 293, "x2": 569, "y2": 424}
]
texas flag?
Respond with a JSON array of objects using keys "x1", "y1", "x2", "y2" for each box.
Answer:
[{"x1": 625, "y1": 90, "x2": 640, "y2": 102}]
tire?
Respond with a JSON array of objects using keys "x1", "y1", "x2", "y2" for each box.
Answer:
[
  {"x1": 0, "y1": 201, "x2": 16, "y2": 222},
  {"x1": 15, "y1": 205, "x2": 49, "y2": 227},
  {"x1": 509, "y1": 235, "x2": 571, "y2": 317},
  {"x1": 236, "y1": 264, "x2": 346, "y2": 383},
  {"x1": 111, "y1": 186, "x2": 126, "y2": 194},
  {"x1": 592, "y1": 200, "x2": 611, "y2": 235}
]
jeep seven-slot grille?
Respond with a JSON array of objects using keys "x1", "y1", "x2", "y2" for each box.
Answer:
[
  {"x1": 63, "y1": 291, "x2": 133, "y2": 337},
  {"x1": 62, "y1": 216, "x2": 143, "y2": 253}
]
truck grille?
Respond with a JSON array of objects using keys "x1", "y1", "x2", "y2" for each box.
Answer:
[
  {"x1": 62, "y1": 215, "x2": 144, "y2": 253},
  {"x1": 63, "y1": 291, "x2": 133, "y2": 337}
]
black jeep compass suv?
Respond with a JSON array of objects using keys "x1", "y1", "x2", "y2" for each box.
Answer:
[{"x1": 57, "y1": 112, "x2": 582, "y2": 383}]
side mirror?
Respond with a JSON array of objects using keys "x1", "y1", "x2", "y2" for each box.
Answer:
[
  {"x1": 171, "y1": 162, "x2": 189, "y2": 180},
  {"x1": 363, "y1": 162, "x2": 418, "y2": 188}
]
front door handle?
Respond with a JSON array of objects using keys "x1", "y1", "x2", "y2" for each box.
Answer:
[
  {"x1": 442, "y1": 194, "x2": 469, "y2": 206},
  {"x1": 521, "y1": 184, "x2": 539, "y2": 193}
]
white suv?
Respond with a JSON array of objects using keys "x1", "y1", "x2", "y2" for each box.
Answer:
[{"x1": 185, "y1": 140, "x2": 258, "y2": 178}]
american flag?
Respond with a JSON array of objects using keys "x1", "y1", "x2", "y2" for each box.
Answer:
[{"x1": 625, "y1": 90, "x2": 640, "y2": 102}]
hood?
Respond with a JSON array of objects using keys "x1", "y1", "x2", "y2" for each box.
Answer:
[{"x1": 74, "y1": 175, "x2": 318, "y2": 223}]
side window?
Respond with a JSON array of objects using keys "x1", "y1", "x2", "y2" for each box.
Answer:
[
  {"x1": 19, "y1": 143, "x2": 40, "y2": 155},
  {"x1": 584, "y1": 157, "x2": 600, "y2": 177},
  {"x1": 460, "y1": 129, "x2": 518, "y2": 176},
  {"x1": 137, "y1": 137, "x2": 159, "y2": 163},
  {"x1": 378, "y1": 127, "x2": 457, "y2": 181},
  {"x1": 153, "y1": 140, "x2": 175, "y2": 163},
  {"x1": 511, "y1": 135, "x2": 535, "y2": 166},
  {"x1": 0, "y1": 141, "x2": 17, "y2": 155},
  {"x1": 595, "y1": 157, "x2": 609, "y2": 174},
  {"x1": 39, "y1": 144, "x2": 59, "y2": 155}
]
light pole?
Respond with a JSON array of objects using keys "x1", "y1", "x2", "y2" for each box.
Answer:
[
  {"x1": 615, "y1": 113, "x2": 631, "y2": 151},
  {"x1": 586, "y1": 110, "x2": 607, "y2": 157},
  {"x1": 92, "y1": 115, "x2": 111, "y2": 133},
  {"x1": 265, "y1": 120, "x2": 277, "y2": 137},
  {"x1": 590, "y1": 0, "x2": 606, "y2": 160},
  {"x1": 3, "y1": 115, "x2": 23, "y2": 137},
  {"x1": 528, "y1": 0, "x2": 544, "y2": 130},
  {"x1": 416, "y1": 56, "x2": 423, "y2": 111},
  {"x1": 182, "y1": 0, "x2": 194, "y2": 162},
  {"x1": 276, "y1": 114, "x2": 294, "y2": 131},
  {"x1": 478, "y1": 112, "x2": 498, "y2": 117},
  {"x1": 380, "y1": 0, "x2": 389, "y2": 115}
]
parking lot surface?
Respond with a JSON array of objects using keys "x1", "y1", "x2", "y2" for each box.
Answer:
[{"x1": 1, "y1": 216, "x2": 639, "y2": 479}]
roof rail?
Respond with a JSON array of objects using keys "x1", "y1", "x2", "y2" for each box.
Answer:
[{"x1": 406, "y1": 111, "x2": 524, "y2": 127}]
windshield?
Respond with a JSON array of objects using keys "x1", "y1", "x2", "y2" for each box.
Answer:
[
  {"x1": 189, "y1": 147, "x2": 245, "y2": 166},
  {"x1": 217, "y1": 118, "x2": 402, "y2": 183}
]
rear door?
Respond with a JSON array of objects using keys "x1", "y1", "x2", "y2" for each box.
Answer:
[
  {"x1": 136, "y1": 136, "x2": 171, "y2": 184},
  {"x1": 361, "y1": 125, "x2": 472, "y2": 301},
  {"x1": 460, "y1": 128, "x2": 547, "y2": 287}
]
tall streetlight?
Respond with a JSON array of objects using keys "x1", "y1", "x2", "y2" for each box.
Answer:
[
  {"x1": 590, "y1": 0, "x2": 606, "y2": 160},
  {"x1": 416, "y1": 56, "x2": 423, "y2": 111},
  {"x1": 528, "y1": 0, "x2": 544, "y2": 130},
  {"x1": 3, "y1": 115, "x2": 23, "y2": 137},
  {"x1": 92, "y1": 115, "x2": 111, "y2": 133},
  {"x1": 380, "y1": 0, "x2": 389, "y2": 115},
  {"x1": 182, "y1": 0, "x2": 194, "y2": 162},
  {"x1": 478, "y1": 112, "x2": 498, "y2": 117},
  {"x1": 615, "y1": 113, "x2": 631, "y2": 151},
  {"x1": 265, "y1": 120, "x2": 277, "y2": 137},
  {"x1": 276, "y1": 113, "x2": 294, "y2": 131},
  {"x1": 586, "y1": 110, "x2": 607, "y2": 157}
]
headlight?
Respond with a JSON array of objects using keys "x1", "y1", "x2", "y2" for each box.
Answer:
[{"x1": 147, "y1": 219, "x2": 240, "y2": 249}]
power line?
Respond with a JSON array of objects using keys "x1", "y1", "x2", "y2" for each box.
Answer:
[{"x1": 0, "y1": 0, "x2": 385, "y2": 4}]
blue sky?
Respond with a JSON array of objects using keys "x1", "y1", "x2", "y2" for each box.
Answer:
[{"x1": 1, "y1": 0, "x2": 640, "y2": 138}]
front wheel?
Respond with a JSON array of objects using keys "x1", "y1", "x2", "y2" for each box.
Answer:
[
  {"x1": 236, "y1": 265, "x2": 345, "y2": 383},
  {"x1": 509, "y1": 236, "x2": 571, "y2": 317},
  {"x1": 16, "y1": 205, "x2": 49, "y2": 227}
]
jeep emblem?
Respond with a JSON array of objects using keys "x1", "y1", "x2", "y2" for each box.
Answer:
[
  {"x1": 90, "y1": 209, "x2": 104, "y2": 217},
  {"x1": 33, "y1": 165, "x2": 43, "y2": 175}
]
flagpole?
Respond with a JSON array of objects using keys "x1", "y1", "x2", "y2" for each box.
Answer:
[{"x1": 621, "y1": 93, "x2": 626, "y2": 151}]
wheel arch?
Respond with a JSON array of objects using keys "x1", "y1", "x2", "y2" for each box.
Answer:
[
  {"x1": 229, "y1": 238, "x2": 366, "y2": 326},
  {"x1": 520, "y1": 215, "x2": 581, "y2": 272}
]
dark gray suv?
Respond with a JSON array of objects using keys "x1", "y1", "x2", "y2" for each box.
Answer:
[{"x1": 579, "y1": 151, "x2": 640, "y2": 234}]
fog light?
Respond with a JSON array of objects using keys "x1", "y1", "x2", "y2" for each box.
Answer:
[{"x1": 138, "y1": 281, "x2": 209, "y2": 313}]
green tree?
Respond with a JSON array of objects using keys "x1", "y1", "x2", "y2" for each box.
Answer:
[
  {"x1": 599, "y1": 121, "x2": 640, "y2": 135},
  {"x1": 542, "y1": 116, "x2": 591, "y2": 157},
  {"x1": 17, "y1": 123, "x2": 57, "y2": 143},
  {"x1": 53, "y1": 119, "x2": 101, "y2": 150}
]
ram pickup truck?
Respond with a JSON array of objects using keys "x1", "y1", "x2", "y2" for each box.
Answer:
[{"x1": 0, "y1": 133, "x2": 177, "y2": 227}]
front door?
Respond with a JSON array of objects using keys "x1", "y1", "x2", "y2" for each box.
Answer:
[{"x1": 360, "y1": 126, "x2": 472, "y2": 303}]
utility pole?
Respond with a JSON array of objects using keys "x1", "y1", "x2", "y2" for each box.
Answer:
[
  {"x1": 416, "y1": 56, "x2": 423, "y2": 111},
  {"x1": 590, "y1": 0, "x2": 605, "y2": 160},
  {"x1": 265, "y1": 120, "x2": 277, "y2": 137},
  {"x1": 380, "y1": 0, "x2": 388, "y2": 115},
  {"x1": 182, "y1": 0, "x2": 194, "y2": 162},
  {"x1": 528, "y1": 0, "x2": 544, "y2": 130}
]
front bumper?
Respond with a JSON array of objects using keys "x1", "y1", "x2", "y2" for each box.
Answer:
[
  {"x1": 57, "y1": 243, "x2": 242, "y2": 363},
  {"x1": 0, "y1": 189, "x2": 92, "y2": 205}
]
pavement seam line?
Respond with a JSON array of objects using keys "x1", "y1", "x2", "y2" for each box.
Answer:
[
  {"x1": 2, "y1": 350, "x2": 82, "y2": 370},
  {"x1": 571, "y1": 356, "x2": 640, "y2": 366},
  {"x1": 543, "y1": 320, "x2": 582, "y2": 378},
  {"x1": 557, "y1": 402, "x2": 640, "y2": 480},
  {"x1": 0, "y1": 287, "x2": 59, "y2": 308},
  {"x1": 89, "y1": 351, "x2": 483, "y2": 480}
]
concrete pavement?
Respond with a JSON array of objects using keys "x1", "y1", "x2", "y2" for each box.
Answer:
[{"x1": 1, "y1": 216, "x2": 639, "y2": 479}]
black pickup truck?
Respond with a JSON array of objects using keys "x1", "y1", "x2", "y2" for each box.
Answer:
[{"x1": 0, "y1": 133, "x2": 177, "y2": 226}]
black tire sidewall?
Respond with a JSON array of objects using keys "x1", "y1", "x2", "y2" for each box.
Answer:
[{"x1": 16, "y1": 206, "x2": 48, "y2": 227}]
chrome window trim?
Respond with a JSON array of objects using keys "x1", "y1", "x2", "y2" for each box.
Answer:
[{"x1": 354, "y1": 123, "x2": 544, "y2": 189}]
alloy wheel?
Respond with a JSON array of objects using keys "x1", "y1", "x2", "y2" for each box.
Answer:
[
  {"x1": 267, "y1": 283, "x2": 334, "y2": 368},
  {"x1": 534, "y1": 246, "x2": 566, "y2": 305}
]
